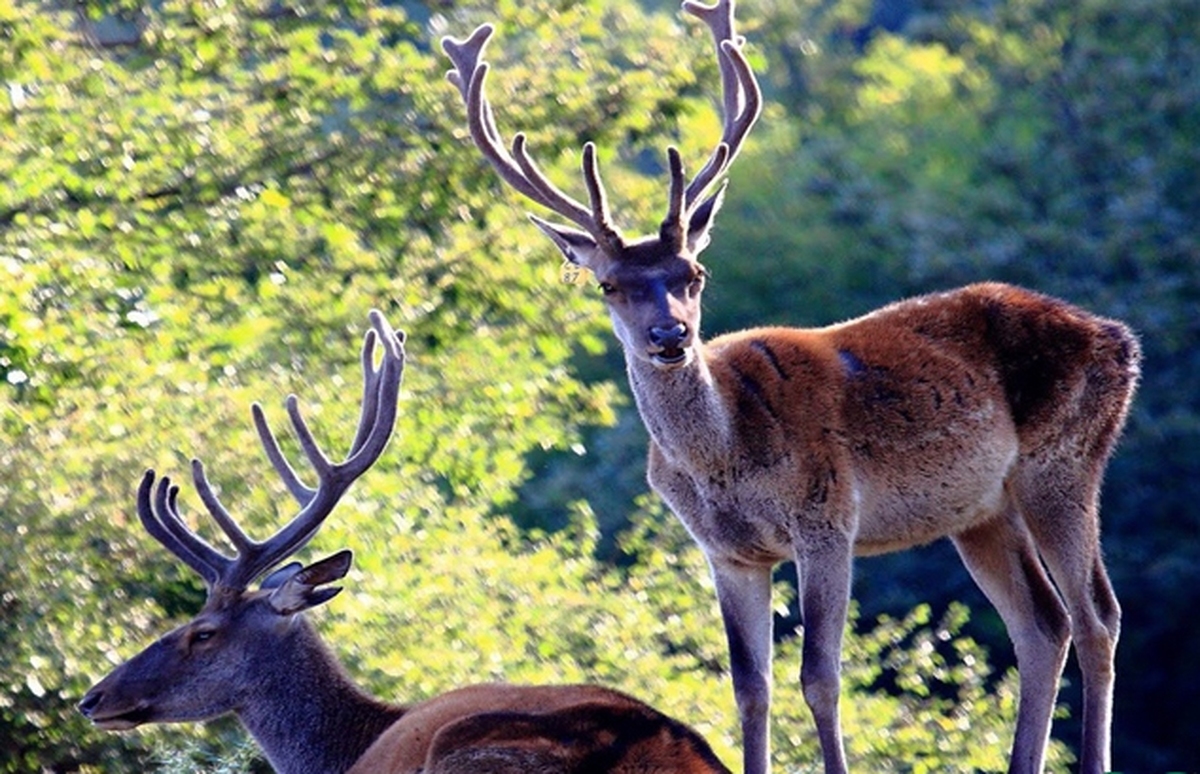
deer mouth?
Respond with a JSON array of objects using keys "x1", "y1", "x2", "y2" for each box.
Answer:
[
  {"x1": 85, "y1": 702, "x2": 155, "y2": 731},
  {"x1": 650, "y1": 346, "x2": 691, "y2": 367}
]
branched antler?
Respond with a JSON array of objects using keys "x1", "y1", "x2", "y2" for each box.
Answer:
[
  {"x1": 661, "y1": 0, "x2": 762, "y2": 250},
  {"x1": 443, "y1": 0, "x2": 761, "y2": 257},
  {"x1": 137, "y1": 311, "x2": 406, "y2": 593},
  {"x1": 442, "y1": 25, "x2": 624, "y2": 254},
  {"x1": 679, "y1": 0, "x2": 761, "y2": 207}
]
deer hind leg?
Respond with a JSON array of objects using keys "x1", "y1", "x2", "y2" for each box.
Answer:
[
  {"x1": 952, "y1": 501, "x2": 1071, "y2": 774},
  {"x1": 1014, "y1": 464, "x2": 1119, "y2": 774},
  {"x1": 710, "y1": 561, "x2": 774, "y2": 774}
]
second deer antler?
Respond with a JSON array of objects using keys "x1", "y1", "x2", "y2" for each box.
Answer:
[
  {"x1": 139, "y1": 310, "x2": 405, "y2": 594},
  {"x1": 442, "y1": 0, "x2": 761, "y2": 257}
]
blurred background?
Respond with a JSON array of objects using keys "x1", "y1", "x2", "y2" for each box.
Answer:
[{"x1": 2, "y1": 0, "x2": 1196, "y2": 771}]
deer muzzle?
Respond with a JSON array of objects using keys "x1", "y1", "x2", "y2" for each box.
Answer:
[
  {"x1": 648, "y1": 321, "x2": 692, "y2": 366},
  {"x1": 78, "y1": 686, "x2": 154, "y2": 730}
]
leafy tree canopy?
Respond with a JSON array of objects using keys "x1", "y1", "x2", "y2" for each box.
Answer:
[
  {"x1": 1, "y1": 0, "x2": 1063, "y2": 771},
  {"x1": 3, "y1": 0, "x2": 1196, "y2": 770}
]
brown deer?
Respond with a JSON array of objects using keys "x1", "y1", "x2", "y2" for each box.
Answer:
[
  {"x1": 442, "y1": 2, "x2": 1141, "y2": 773},
  {"x1": 79, "y1": 310, "x2": 732, "y2": 774}
]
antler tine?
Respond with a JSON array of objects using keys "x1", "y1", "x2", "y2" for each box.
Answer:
[
  {"x1": 158, "y1": 478, "x2": 236, "y2": 582},
  {"x1": 509, "y1": 133, "x2": 623, "y2": 251},
  {"x1": 135, "y1": 470, "x2": 229, "y2": 588},
  {"x1": 443, "y1": 23, "x2": 493, "y2": 105},
  {"x1": 681, "y1": 0, "x2": 762, "y2": 209},
  {"x1": 443, "y1": 25, "x2": 625, "y2": 252},
  {"x1": 660, "y1": 147, "x2": 687, "y2": 249},
  {"x1": 345, "y1": 315, "x2": 406, "y2": 460},
  {"x1": 191, "y1": 458, "x2": 255, "y2": 555},
  {"x1": 580, "y1": 143, "x2": 621, "y2": 247},
  {"x1": 682, "y1": 0, "x2": 739, "y2": 112},
  {"x1": 283, "y1": 393, "x2": 336, "y2": 483},
  {"x1": 348, "y1": 327, "x2": 383, "y2": 455},
  {"x1": 344, "y1": 309, "x2": 406, "y2": 470},
  {"x1": 253, "y1": 401, "x2": 314, "y2": 505},
  {"x1": 508, "y1": 133, "x2": 624, "y2": 251}
]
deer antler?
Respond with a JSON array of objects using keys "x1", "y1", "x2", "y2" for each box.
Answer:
[
  {"x1": 679, "y1": 0, "x2": 761, "y2": 206},
  {"x1": 137, "y1": 310, "x2": 406, "y2": 593},
  {"x1": 442, "y1": 0, "x2": 760, "y2": 256},
  {"x1": 660, "y1": 0, "x2": 762, "y2": 250},
  {"x1": 442, "y1": 25, "x2": 625, "y2": 255}
]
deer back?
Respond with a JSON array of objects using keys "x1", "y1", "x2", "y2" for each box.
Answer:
[{"x1": 349, "y1": 684, "x2": 731, "y2": 774}]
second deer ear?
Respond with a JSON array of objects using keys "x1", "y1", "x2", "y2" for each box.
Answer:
[
  {"x1": 267, "y1": 550, "x2": 352, "y2": 616},
  {"x1": 529, "y1": 214, "x2": 604, "y2": 268},
  {"x1": 686, "y1": 181, "x2": 728, "y2": 256},
  {"x1": 260, "y1": 562, "x2": 303, "y2": 590}
]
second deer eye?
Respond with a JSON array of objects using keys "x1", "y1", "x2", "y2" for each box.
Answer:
[{"x1": 190, "y1": 628, "x2": 216, "y2": 646}]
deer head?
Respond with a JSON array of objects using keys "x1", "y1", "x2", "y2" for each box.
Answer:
[
  {"x1": 442, "y1": 0, "x2": 761, "y2": 370},
  {"x1": 79, "y1": 311, "x2": 405, "y2": 733}
]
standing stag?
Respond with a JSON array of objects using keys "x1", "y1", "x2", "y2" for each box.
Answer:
[
  {"x1": 443, "y1": 2, "x2": 1141, "y2": 772},
  {"x1": 79, "y1": 310, "x2": 732, "y2": 774}
]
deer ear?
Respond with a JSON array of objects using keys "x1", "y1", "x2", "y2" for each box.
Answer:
[
  {"x1": 260, "y1": 561, "x2": 303, "y2": 589},
  {"x1": 267, "y1": 550, "x2": 352, "y2": 615},
  {"x1": 686, "y1": 180, "x2": 727, "y2": 255},
  {"x1": 529, "y1": 214, "x2": 603, "y2": 268}
]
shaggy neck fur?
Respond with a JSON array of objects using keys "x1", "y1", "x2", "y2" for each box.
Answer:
[
  {"x1": 625, "y1": 347, "x2": 734, "y2": 470},
  {"x1": 236, "y1": 618, "x2": 405, "y2": 774}
]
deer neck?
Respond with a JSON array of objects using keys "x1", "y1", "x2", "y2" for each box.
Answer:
[
  {"x1": 625, "y1": 344, "x2": 732, "y2": 469},
  {"x1": 236, "y1": 619, "x2": 405, "y2": 774}
]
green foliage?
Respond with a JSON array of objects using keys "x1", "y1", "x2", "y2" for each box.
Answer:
[
  {"x1": 0, "y1": 0, "x2": 675, "y2": 768},
  {"x1": 152, "y1": 727, "x2": 269, "y2": 774},
  {"x1": 3, "y1": 0, "x2": 1193, "y2": 771},
  {"x1": 0, "y1": 1, "x2": 1038, "y2": 771}
]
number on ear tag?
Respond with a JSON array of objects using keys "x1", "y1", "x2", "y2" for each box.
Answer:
[{"x1": 560, "y1": 260, "x2": 590, "y2": 286}]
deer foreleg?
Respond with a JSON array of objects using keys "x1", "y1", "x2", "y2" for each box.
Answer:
[
  {"x1": 711, "y1": 561, "x2": 774, "y2": 774},
  {"x1": 795, "y1": 538, "x2": 852, "y2": 774}
]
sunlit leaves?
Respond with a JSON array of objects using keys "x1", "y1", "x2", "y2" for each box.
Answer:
[{"x1": 0, "y1": 0, "x2": 1143, "y2": 770}]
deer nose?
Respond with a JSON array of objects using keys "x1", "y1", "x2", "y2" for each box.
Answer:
[
  {"x1": 78, "y1": 690, "x2": 102, "y2": 717},
  {"x1": 648, "y1": 322, "x2": 688, "y2": 350}
]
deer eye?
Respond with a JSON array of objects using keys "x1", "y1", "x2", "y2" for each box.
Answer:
[
  {"x1": 599, "y1": 282, "x2": 616, "y2": 296},
  {"x1": 189, "y1": 626, "x2": 218, "y2": 647}
]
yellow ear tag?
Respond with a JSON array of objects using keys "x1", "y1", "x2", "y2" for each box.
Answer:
[{"x1": 560, "y1": 260, "x2": 591, "y2": 286}]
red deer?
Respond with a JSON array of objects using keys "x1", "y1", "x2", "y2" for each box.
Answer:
[
  {"x1": 79, "y1": 310, "x2": 732, "y2": 774},
  {"x1": 442, "y1": 2, "x2": 1141, "y2": 771}
]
